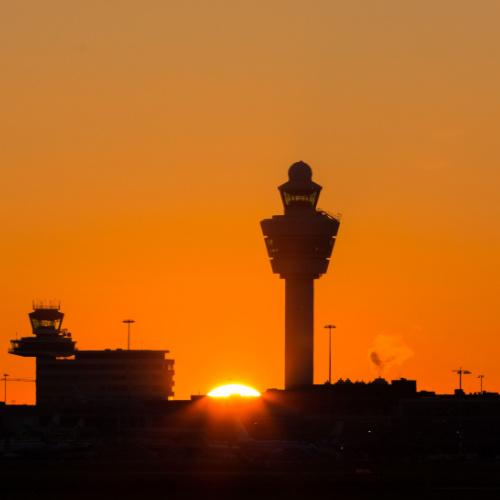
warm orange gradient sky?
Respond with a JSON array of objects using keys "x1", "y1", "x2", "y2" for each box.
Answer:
[{"x1": 1, "y1": 1, "x2": 500, "y2": 403}]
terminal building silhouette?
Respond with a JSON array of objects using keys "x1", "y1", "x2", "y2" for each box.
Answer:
[
  {"x1": 9, "y1": 303, "x2": 175, "y2": 405},
  {"x1": 261, "y1": 162, "x2": 340, "y2": 389}
]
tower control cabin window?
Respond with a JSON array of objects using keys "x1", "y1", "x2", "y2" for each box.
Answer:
[{"x1": 283, "y1": 192, "x2": 318, "y2": 207}]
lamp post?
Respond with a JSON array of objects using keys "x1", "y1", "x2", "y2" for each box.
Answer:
[
  {"x1": 122, "y1": 319, "x2": 135, "y2": 350},
  {"x1": 453, "y1": 367, "x2": 471, "y2": 392},
  {"x1": 324, "y1": 325, "x2": 336, "y2": 384},
  {"x1": 2, "y1": 373, "x2": 8, "y2": 404},
  {"x1": 477, "y1": 374, "x2": 485, "y2": 393},
  {"x1": 1, "y1": 376, "x2": 35, "y2": 405}
]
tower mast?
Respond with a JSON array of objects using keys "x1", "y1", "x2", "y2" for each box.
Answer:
[{"x1": 261, "y1": 162, "x2": 340, "y2": 389}]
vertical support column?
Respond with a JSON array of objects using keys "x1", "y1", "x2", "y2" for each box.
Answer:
[
  {"x1": 36, "y1": 357, "x2": 50, "y2": 406},
  {"x1": 35, "y1": 357, "x2": 42, "y2": 405},
  {"x1": 285, "y1": 276, "x2": 314, "y2": 389}
]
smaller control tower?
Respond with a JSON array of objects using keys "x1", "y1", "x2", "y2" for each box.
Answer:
[
  {"x1": 10, "y1": 302, "x2": 76, "y2": 358},
  {"x1": 10, "y1": 303, "x2": 76, "y2": 403},
  {"x1": 261, "y1": 162, "x2": 340, "y2": 390}
]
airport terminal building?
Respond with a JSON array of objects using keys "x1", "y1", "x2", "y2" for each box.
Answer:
[
  {"x1": 36, "y1": 349, "x2": 174, "y2": 405},
  {"x1": 9, "y1": 304, "x2": 175, "y2": 405}
]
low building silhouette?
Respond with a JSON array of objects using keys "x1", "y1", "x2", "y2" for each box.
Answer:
[
  {"x1": 37, "y1": 349, "x2": 174, "y2": 406},
  {"x1": 9, "y1": 304, "x2": 175, "y2": 405}
]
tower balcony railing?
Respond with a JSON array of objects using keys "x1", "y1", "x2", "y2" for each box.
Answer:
[
  {"x1": 9, "y1": 340, "x2": 20, "y2": 354},
  {"x1": 317, "y1": 208, "x2": 342, "y2": 222},
  {"x1": 32, "y1": 300, "x2": 61, "y2": 310}
]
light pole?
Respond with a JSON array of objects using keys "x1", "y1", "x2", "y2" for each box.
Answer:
[
  {"x1": 324, "y1": 325, "x2": 336, "y2": 384},
  {"x1": 453, "y1": 367, "x2": 471, "y2": 392},
  {"x1": 2, "y1": 373, "x2": 8, "y2": 404},
  {"x1": 477, "y1": 374, "x2": 485, "y2": 393},
  {"x1": 122, "y1": 319, "x2": 135, "y2": 350}
]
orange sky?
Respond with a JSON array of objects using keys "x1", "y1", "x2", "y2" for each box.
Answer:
[{"x1": 1, "y1": 1, "x2": 500, "y2": 403}]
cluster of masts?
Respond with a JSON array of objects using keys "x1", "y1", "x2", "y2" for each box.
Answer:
[
  {"x1": 32, "y1": 300, "x2": 60, "y2": 310},
  {"x1": 323, "y1": 324, "x2": 486, "y2": 394},
  {"x1": 453, "y1": 368, "x2": 485, "y2": 392},
  {"x1": 321, "y1": 329, "x2": 486, "y2": 394}
]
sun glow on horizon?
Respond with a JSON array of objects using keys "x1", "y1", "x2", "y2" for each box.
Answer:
[{"x1": 208, "y1": 383, "x2": 261, "y2": 398}]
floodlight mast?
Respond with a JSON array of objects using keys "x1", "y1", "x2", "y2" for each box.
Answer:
[
  {"x1": 453, "y1": 367, "x2": 471, "y2": 391},
  {"x1": 2, "y1": 374, "x2": 8, "y2": 404},
  {"x1": 324, "y1": 324, "x2": 336, "y2": 384},
  {"x1": 1, "y1": 375, "x2": 35, "y2": 405},
  {"x1": 261, "y1": 162, "x2": 340, "y2": 390},
  {"x1": 477, "y1": 374, "x2": 485, "y2": 393},
  {"x1": 123, "y1": 319, "x2": 135, "y2": 350}
]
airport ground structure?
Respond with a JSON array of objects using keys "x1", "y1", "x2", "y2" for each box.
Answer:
[
  {"x1": 2, "y1": 379, "x2": 500, "y2": 499},
  {"x1": 9, "y1": 303, "x2": 175, "y2": 406},
  {"x1": 261, "y1": 162, "x2": 340, "y2": 390}
]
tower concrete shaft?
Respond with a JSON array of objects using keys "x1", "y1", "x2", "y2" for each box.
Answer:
[
  {"x1": 285, "y1": 277, "x2": 314, "y2": 388},
  {"x1": 261, "y1": 162, "x2": 340, "y2": 390}
]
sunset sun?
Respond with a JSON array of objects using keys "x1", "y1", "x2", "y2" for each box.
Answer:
[{"x1": 207, "y1": 383, "x2": 261, "y2": 398}]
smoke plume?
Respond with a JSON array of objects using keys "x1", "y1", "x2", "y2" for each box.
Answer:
[{"x1": 369, "y1": 335, "x2": 413, "y2": 377}]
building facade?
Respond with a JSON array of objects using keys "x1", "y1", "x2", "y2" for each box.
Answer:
[
  {"x1": 10, "y1": 304, "x2": 175, "y2": 406},
  {"x1": 37, "y1": 350, "x2": 174, "y2": 405}
]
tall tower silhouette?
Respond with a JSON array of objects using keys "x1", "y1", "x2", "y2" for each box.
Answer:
[
  {"x1": 9, "y1": 303, "x2": 76, "y2": 404},
  {"x1": 261, "y1": 162, "x2": 340, "y2": 390}
]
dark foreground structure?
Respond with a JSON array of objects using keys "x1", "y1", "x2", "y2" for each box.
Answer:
[
  {"x1": 35, "y1": 349, "x2": 174, "y2": 404},
  {"x1": 2, "y1": 382, "x2": 500, "y2": 499}
]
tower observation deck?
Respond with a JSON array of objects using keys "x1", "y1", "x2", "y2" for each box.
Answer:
[
  {"x1": 261, "y1": 162, "x2": 340, "y2": 390},
  {"x1": 10, "y1": 303, "x2": 76, "y2": 359}
]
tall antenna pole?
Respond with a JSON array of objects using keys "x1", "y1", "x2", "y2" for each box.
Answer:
[
  {"x1": 122, "y1": 319, "x2": 135, "y2": 350},
  {"x1": 453, "y1": 367, "x2": 471, "y2": 392},
  {"x1": 477, "y1": 374, "x2": 485, "y2": 393},
  {"x1": 324, "y1": 325, "x2": 336, "y2": 384},
  {"x1": 3, "y1": 373, "x2": 8, "y2": 404},
  {"x1": 0, "y1": 377, "x2": 34, "y2": 405}
]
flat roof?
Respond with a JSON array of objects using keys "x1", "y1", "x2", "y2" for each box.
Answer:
[{"x1": 75, "y1": 349, "x2": 171, "y2": 358}]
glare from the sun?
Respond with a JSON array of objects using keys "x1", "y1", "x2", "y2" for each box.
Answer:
[{"x1": 208, "y1": 383, "x2": 261, "y2": 398}]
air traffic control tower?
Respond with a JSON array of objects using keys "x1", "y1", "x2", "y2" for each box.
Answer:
[{"x1": 261, "y1": 162, "x2": 340, "y2": 390}]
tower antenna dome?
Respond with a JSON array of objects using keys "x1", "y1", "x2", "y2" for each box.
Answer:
[{"x1": 288, "y1": 161, "x2": 313, "y2": 182}]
